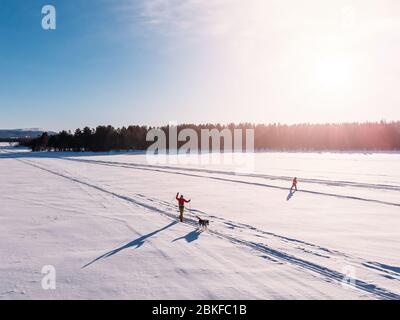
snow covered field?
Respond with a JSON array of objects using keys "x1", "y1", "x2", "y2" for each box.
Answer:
[{"x1": 1, "y1": 144, "x2": 399, "y2": 300}]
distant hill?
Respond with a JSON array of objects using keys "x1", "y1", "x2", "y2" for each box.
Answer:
[{"x1": 0, "y1": 129, "x2": 57, "y2": 139}]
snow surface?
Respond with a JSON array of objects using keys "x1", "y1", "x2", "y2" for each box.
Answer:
[{"x1": 1, "y1": 144, "x2": 399, "y2": 299}]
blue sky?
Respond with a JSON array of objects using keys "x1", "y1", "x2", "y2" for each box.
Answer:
[
  {"x1": 0, "y1": 0, "x2": 186, "y2": 130},
  {"x1": 1, "y1": 0, "x2": 400, "y2": 131}
]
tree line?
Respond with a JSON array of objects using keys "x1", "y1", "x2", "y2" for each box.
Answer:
[
  {"x1": 20, "y1": 121, "x2": 400, "y2": 152},
  {"x1": 0, "y1": 138, "x2": 20, "y2": 143}
]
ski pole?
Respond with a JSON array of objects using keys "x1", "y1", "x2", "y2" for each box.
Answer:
[
  {"x1": 189, "y1": 202, "x2": 194, "y2": 217},
  {"x1": 170, "y1": 196, "x2": 176, "y2": 210}
]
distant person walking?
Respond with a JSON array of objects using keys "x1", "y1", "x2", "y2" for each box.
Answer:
[
  {"x1": 176, "y1": 192, "x2": 191, "y2": 222},
  {"x1": 290, "y1": 177, "x2": 298, "y2": 192}
]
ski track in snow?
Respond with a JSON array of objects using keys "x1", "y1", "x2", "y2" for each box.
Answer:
[
  {"x1": 4, "y1": 151, "x2": 399, "y2": 300},
  {"x1": 3, "y1": 151, "x2": 399, "y2": 192},
  {"x1": 62, "y1": 158, "x2": 400, "y2": 208}
]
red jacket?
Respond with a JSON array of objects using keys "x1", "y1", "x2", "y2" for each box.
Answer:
[{"x1": 176, "y1": 196, "x2": 190, "y2": 206}]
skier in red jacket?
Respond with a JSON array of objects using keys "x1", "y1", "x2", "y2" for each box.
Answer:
[
  {"x1": 290, "y1": 177, "x2": 298, "y2": 192},
  {"x1": 176, "y1": 192, "x2": 191, "y2": 222}
]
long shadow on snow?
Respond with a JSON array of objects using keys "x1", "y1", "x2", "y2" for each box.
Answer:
[
  {"x1": 173, "y1": 229, "x2": 203, "y2": 243},
  {"x1": 287, "y1": 190, "x2": 296, "y2": 201},
  {"x1": 82, "y1": 221, "x2": 177, "y2": 269}
]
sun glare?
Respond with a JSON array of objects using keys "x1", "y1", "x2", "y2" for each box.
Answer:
[{"x1": 311, "y1": 55, "x2": 354, "y2": 92}]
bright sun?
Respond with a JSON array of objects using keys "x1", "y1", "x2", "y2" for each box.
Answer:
[{"x1": 312, "y1": 56, "x2": 354, "y2": 92}]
